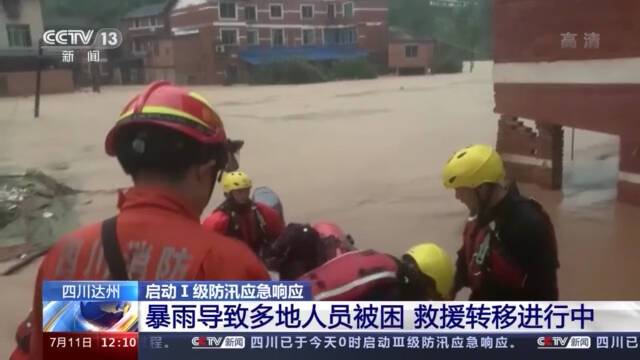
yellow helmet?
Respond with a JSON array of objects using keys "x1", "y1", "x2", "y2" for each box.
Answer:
[
  {"x1": 442, "y1": 144, "x2": 505, "y2": 189},
  {"x1": 221, "y1": 171, "x2": 252, "y2": 194},
  {"x1": 405, "y1": 243, "x2": 454, "y2": 299}
]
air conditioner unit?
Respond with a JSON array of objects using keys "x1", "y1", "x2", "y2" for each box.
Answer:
[{"x1": 215, "y1": 45, "x2": 226, "y2": 54}]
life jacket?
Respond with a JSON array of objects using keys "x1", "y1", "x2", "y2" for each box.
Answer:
[
  {"x1": 14, "y1": 311, "x2": 32, "y2": 356},
  {"x1": 299, "y1": 249, "x2": 400, "y2": 301},
  {"x1": 217, "y1": 200, "x2": 268, "y2": 252},
  {"x1": 463, "y1": 197, "x2": 557, "y2": 294}
]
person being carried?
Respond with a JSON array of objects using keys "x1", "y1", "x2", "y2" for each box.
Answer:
[
  {"x1": 11, "y1": 81, "x2": 270, "y2": 360},
  {"x1": 264, "y1": 222, "x2": 356, "y2": 280},
  {"x1": 202, "y1": 171, "x2": 284, "y2": 257},
  {"x1": 442, "y1": 144, "x2": 560, "y2": 300},
  {"x1": 265, "y1": 223, "x2": 453, "y2": 300}
]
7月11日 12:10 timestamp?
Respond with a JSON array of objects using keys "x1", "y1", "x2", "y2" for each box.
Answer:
[{"x1": 44, "y1": 332, "x2": 138, "y2": 360}]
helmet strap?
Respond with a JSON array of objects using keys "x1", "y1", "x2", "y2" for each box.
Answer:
[{"x1": 475, "y1": 184, "x2": 496, "y2": 226}]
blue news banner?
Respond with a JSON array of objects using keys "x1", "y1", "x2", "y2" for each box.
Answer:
[{"x1": 44, "y1": 281, "x2": 640, "y2": 360}]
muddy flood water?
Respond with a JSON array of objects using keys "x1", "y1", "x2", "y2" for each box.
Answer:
[{"x1": 0, "y1": 62, "x2": 638, "y2": 355}]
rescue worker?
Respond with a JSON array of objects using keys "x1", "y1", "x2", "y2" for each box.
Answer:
[
  {"x1": 300, "y1": 243, "x2": 455, "y2": 301},
  {"x1": 442, "y1": 144, "x2": 559, "y2": 300},
  {"x1": 202, "y1": 171, "x2": 284, "y2": 256},
  {"x1": 10, "y1": 81, "x2": 270, "y2": 360}
]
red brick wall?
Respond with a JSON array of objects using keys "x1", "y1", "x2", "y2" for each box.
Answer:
[
  {"x1": 169, "y1": 0, "x2": 389, "y2": 83},
  {"x1": 0, "y1": 70, "x2": 74, "y2": 97},
  {"x1": 388, "y1": 42, "x2": 433, "y2": 69},
  {"x1": 171, "y1": 0, "x2": 388, "y2": 51},
  {"x1": 496, "y1": 116, "x2": 564, "y2": 190},
  {"x1": 145, "y1": 38, "x2": 175, "y2": 68},
  {"x1": 618, "y1": 138, "x2": 640, "y2": 206},
  {"x1": 173, "y1": 34, "x2": 207, "y2": 84}
]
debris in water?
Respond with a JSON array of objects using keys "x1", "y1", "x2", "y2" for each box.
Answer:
[{"x1": 0, "y1": 170, "x2": 79, "y2": 268}]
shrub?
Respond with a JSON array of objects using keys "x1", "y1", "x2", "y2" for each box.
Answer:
[
  {"x1": 431, "y1": 44, "x2": 464, "y2": 74},
  {"x1": 250, "y1": 59, "x2": 328, "y2": 84},
  {"x1": 331, "y1": 58, "x2": 378, "y2": 80}
]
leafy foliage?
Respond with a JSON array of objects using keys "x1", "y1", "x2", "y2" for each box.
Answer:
[
  {"x1": 42, "y1": 0, "x2": 166, "y2": 28},
  {"x1": 389, "y1": 0, "x2": 493, "y2": 62},
  {"x1": 249, "y1": 59, "x2": 329, "y2": 85},
  {"x1": 330, "y1": 58, "x2": 378, "y2": 80}
]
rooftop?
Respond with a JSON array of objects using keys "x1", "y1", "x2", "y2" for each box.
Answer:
[
  {"x1": 124, "y1": 3, "x2": 167, "y2": 19},
  {"x1": 389, "y1": 27, "x2": 433, "y2": 43}
]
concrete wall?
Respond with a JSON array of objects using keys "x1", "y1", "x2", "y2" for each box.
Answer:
[
  {"x1": 0, "y1": 0, "x2": 44, "y2": 49},
  {"x1": 388, "y1": 42, "x2": 433, "y2": 69},
  {"x1": 0, "y1": 69, "x2": 74, "y2": 96}
]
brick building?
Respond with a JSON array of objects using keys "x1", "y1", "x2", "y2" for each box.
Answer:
[
  {"x1": 0, "y1": 0, "x2": 74, "y2": 96},
  {"x1": 493, "y1": 0, "x2": 640, "y2": 206},
  {"x1": 168, "y1": 0, "x2": 388, "y2": 84},
  {"x1": 119, "y1": 2, "x2": 176, "y2": 83},
  {"x1": 388, "y1": 27, "x2": 433, "y2": 75}
]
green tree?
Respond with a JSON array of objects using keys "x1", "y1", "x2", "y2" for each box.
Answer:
[
  {"x1": 42, "y1": 0, "x2": 166, "y2": 28},
  {"x1": 389, "y1": 0, "x2": 493, "y2": 61}
]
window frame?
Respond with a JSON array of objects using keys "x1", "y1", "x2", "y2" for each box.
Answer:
[
  {"x1": 6, "y1": 24, "x2": 31, "y2": 47},
  {"x1": 301, "y1": 4, "x2": 314, "y2": 19},
  {"x1": 219, "y1": 2, "x2": 238, "y2": 20},
  {"x1": 220, "y1": 28, "x2": 239, "y2": 45},
  {"x1": 302, "y1": 28, "x2": 315, "y2": 46},
  {"x1": 405, "y1": 45, "x2": 419, "y2": 58},
  {"x1": 244, "y1": 5, "x2": 257, "y2": 21},
  {"x1": 246, "y1": 29, "x2": 259, "y2": 45},
  {"x1": 269, "y1": 4, "x2": 284, "y2": 20},
  {"x1": 271, "y1": 28, "x2": 285, "y2": 46},
  {"x1": 343, "y1": 2, "x2": 354, "y2": 18}
]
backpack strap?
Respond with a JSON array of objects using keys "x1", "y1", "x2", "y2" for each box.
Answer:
[{"x1": 101, "y1": 216, "x2": 129, "y2": 281}]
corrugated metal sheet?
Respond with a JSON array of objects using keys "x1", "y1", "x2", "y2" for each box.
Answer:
[{"x1": 239, "y1": 46, "x2": 368, "y2": 65}]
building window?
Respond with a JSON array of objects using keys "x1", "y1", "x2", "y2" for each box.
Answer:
[
  {"x1": 6, "y1": 24, "x2": 31, "y2": 47},
  {"x1": 272, "y1": 29, "x2": 284, "y2": 46},
  {"x1": 134, "y1": 19, "x2": 140, "y2": 28},
  {"x1": 343, "y1": 2, "x2": 354, "y2": 18},
  {"x1": 328, "y1": 3, "x2": 335, "y2": 19},
  {"x1": 301, "y1": 5, "x2": 313, "y2": 19},
  {"x1": 133, "y1": 38, "x2": 142, "y2": 52},
  {"x1": 270, "y1": 4, "x2": 283, "y2": 19},
  {"x1": 220, "y1": 2, "x2": 237, "y2": 19},
  {"x1": 154, "y1": 42, "x2": 160, "y2": 56},
  {"x1": 247, "y1": 30, "x2": 258, "y2": 45},
  {"x1": 245, "y1": 5, "x2": 257, "y2": 21},
  {"x1": 405, "y1": 45, "x2": 418, "y2": 58},
  {"x1": 221, "y1": 29, "x2": 237, "y2": 45},
  {"x1": 302, "y1": 29, "x2": 315, "y2": 45},
  {"x1": 324, "y1": 28, "x2": 356, "y2": 45}
]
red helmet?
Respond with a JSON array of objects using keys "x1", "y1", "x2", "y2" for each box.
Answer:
[
  {"x1": 105, "y1": 81, "x2": 227, "y2": 156},
  {"x1": 312, "y1": 221, "x2": 348, "y2": 242}
]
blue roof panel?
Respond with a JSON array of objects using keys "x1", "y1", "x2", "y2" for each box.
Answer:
[{"x1": 239, "y1": 46, "x2": 368, "y2": 65}]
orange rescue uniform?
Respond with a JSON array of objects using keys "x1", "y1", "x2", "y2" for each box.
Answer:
[{"x1": 11, "y1": 186, "x2": 269, "y2": 360}]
